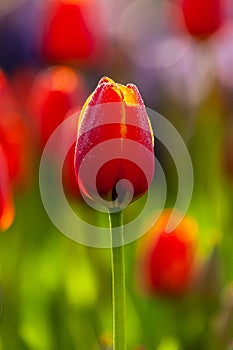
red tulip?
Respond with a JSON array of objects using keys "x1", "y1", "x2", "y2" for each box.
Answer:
[
  {"x1": 137, "y1": 210, "x2": 198, "y2": 296},
  {"x1": 0, "y1": 71, "x2": 32, "y2": 190},
  {"x1": 41, "y1": 0, "x2": 107, "y2": 65},
  {"x1": 28, "y1": 66, "x2": 86, "y2": 148},
  {"x1": 75, "y1": 76, "x2": 154, "y2": 204},
  {"x1": 0, "y1": 144, "x2": 14, "y2": 232},
  {"x1": 181, "y1": 0, "x2": 223, "y2": 38}
]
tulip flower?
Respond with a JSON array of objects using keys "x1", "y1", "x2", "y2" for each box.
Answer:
[
  {"x1": 75, "y1": 77, "x2": 154, "y2": 350},
  {"x1": 0, "y1": 144, "x2": 14, "y2": 232},
  {"x1": 181, "y1": 0, "x2": 223, "y2": 38},
  {"x1": 137, "y1": 210, "x2": 198, "y2": 296},
  {"x1": 74, "y1": 76, "x2": 154, "y2": 205},
  {"x1": 41, "y1": 0, "x2": 108, "y2": 66},
  {"x1": 28, "y1": 66, "x2": 86, "y2": 148}
]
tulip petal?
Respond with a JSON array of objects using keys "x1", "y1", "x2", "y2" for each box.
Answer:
[
  {"x1": 75, "y1": 76, "x2": 154, "y2": 204},
  {"x1": 88, "y1": 82, "x2": 123, "y2": 106}
]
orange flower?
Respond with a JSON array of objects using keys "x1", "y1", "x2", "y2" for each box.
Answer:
[
  {"x1": 181, "y1": 0, "x2": 223, "y2": 38},
  {"x1": 0, "y1": 144, "x2": 14, "y2": 232},
  {"x1": 74, "y1": 77, "x2": 154, "y2": 204},
  {"x1": 137, "y1": 210, "x2": 198, "y2": 296}
]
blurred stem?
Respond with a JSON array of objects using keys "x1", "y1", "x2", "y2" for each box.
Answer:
[{"x1": 109, "y1": 210, "x2": 126, "y2": 350}]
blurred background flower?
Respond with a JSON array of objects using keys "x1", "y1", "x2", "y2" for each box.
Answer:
[
  {"x1": 0, "y1": 144, "x2": 14, "y2": 232},
  {"x1": 27, "y1": 65, "x2": 86, "y2": 148},
  {"x1": 136, "y1": 210, "x2": 198, "y2": 296}
]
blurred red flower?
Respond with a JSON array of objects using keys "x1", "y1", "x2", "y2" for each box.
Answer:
[
  {"x1": 75, "y1": 76, "x2": 154, "y2": 204},
  {"x1": 0, "y1": 143, "x2": 14, "y2": 232},
  {"x1": 136, "y1": 210, "x2": 198, "y2": 296},
  {"x1": 181, "y1": 0, "x2": 223, "y2": 38},
  {"x1": 41, "y1": 0, "x2": 108, "y2": 66},
  {"x1": 0, "y1": 71, "x2": 32, "y2": 190},
  {"x1": 28, "y1": 66, "x2": 86, "y2": 148}
]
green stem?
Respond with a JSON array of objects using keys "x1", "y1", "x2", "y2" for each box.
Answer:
[{"x1": 109, "y1": 210, "x2": 126, "y2": 350}]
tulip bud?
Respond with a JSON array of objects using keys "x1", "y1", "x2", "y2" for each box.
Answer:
[
  {"x1": 74, "y1": 77, "x2": 154, "y2": 206},
  {"x1": 136, "y1": 210, "x2": 198, "y2": 296},
  {"x1": 181, "y1": 0, "x2": 223, "y2": 39},
  {"x1": 0, "y1": 144, "x2": 14, "y2": 232}
]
